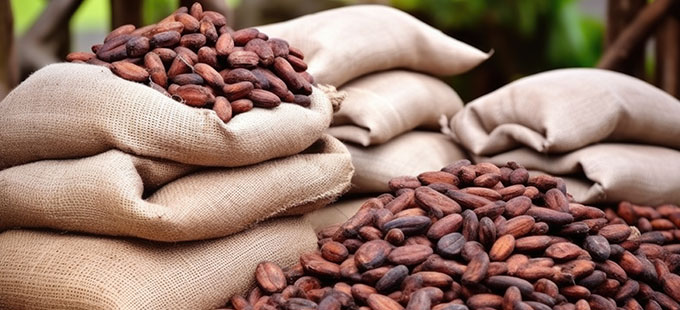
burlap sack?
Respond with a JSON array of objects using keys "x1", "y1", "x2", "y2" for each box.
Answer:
[
  {"x1": 328, "y1": 70, "x2": 463, "y2": 146},
  {"x1": 0, "y1": 216, "x2": 317, "y2": 310},
  {"x1": 449, "y1": 68, "x2": 680, "y2": 156},
  {"x1": 258, "y1": 5, "x2": 489, "y2": 87},
  {"x1": 305, "y1": 197, "x2": 368, "y2": 232},
  {"x1": 0, "y1": 134, "x2": 354, "y2": 242},
  {"x1": 448, "y1": 68, "x2": 680, "y2": 205},
  {"x1": 0, "y1": 63, "x2": 337, "y2": 170},
  {"x1": 475, "y1": 144, "x2": 680, "y2": 206},
  {"x1": 346, "y1": 131, "x2": 467, "y2": 194}
]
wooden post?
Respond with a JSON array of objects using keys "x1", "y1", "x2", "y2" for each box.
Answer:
[
  {"x1": 604, "y1": 0, "x2": 646, "y2": 78},
  {"x1": 17, "y1": 0, "x2": 82, "y2": 80},
  {"x1": 597, "y1": 0, "x2": 676, "y2": 73},
  {"x1": 110, "y1": 0, "x2": 142, "y2": 29},
  {"x1": 0, "y1": 0, "x2": 17, "y2": 100},
  {"x1": 656, "y1": 8, "x2": 680, "y2": 97}
]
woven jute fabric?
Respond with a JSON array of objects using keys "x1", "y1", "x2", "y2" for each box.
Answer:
[
  {"x1": 449, "y1": 68, "x2": 680, "y2": 155},
  {"x1": 0, "y1": 216, "x2": 317, "y2": 310},
  {"x1": 328, "y1": 70, "x2": 463, "y2": 147},
  {"x1": 258, "y1": 5, "x2": 489, "y2": 87},
  {"x1": 0, "y1": 63, "x2": 336, "y2": 170},
  {"x1": 448, "y1": 68, "x2": 680, "y2": 205},
  {"x1": 0, "y1": 134, "x2": 353, "y2": 242},
  {"x1": 346, "y1": 131, "x2": 468, "y2": 194}
]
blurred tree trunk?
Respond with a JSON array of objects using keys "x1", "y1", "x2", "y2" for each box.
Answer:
[
  {"x1": 655, "y1": 8, "x2": 680, "y2": 97},
  {"x1": 111, "y1": 0, "x2": 142, "y2": 28},
  {"x1": 598, "y1": 0, "x2": 675, "y2": 78},
  {"x1": 604, "y1": 0, "x2": 646, "y2": 78},
  {"x1": 17, "y1": 0, "x2": 82, "y2": 81},
  {"x1": 0, "y1": 0, "x2": 17, "y2": 100}
]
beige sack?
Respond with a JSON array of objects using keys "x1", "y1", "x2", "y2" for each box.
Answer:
[
  {"x1": 0, "y1": 63, "x2": 336, "y2": 170},
  {"x1": 0, "y1": 216, "x2": 316, "y2": 310},
  {"x1": 449, "y1": 68, "x2": 680, "y2": 156},
  {"x1": 475, "y1": 144, "x2": 680, "y2": 206},
  {"x1": 346, "y1": 131, "x2": 467, "y2": 193},
  {"x1": 0, "y1": 134, "x2": 353, "y2": 242},
  {"x1": 328, "y1": 70, "x2": 463, "y2": 146},
  {"x1": 305, "y1": 197, "x2": 369, "y2": 232},
  {"x1": 258, "y1": 5, "x2": 489, "y2": 87}
]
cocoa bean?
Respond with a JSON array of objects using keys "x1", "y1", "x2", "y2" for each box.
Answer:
[
  {"x1": 256, "y1": 262, "x2": 287, "y2": 294},
  {"x1": 111, "y1": 61, "x2": 148, "y2": 82}
]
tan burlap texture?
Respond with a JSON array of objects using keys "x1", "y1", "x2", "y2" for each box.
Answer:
[
  {"x1": 346, "y1": 131, "x2": 468, "y2": 194},
  {"x1": 0, "y1": 63, "x2": 336, "y2": 170},
  {"x1": 0, "y1": 134, "x2": 353, "y2": 242},
  {"x1": 448, "y1": 68, "x2": 680, "y2": 205},
  {"x1": 328, "y1": 70, "x2": 464, "y2": 147},
  {"x1": 449, "y1": 68, "x2": 680, "y2": 155},
  {"x1": 0, "y1": 216, "x2": 317, "y2": 310},
  {"x1": 258, "y1": 5, "x2": 490, "y2": 87}
]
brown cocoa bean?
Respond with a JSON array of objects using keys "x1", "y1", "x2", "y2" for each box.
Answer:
[
  {"x1": 223, "y1": 82, "x2": 254, "y2": 101},
  {"x1": 174, "y1": 84, "x2": 214, "y2": 107},
  {"x1": 375, "y1": 265, "x2": 409, "y2": 292},
  {"x1": 437, "y1": 233, "x2": 465, "y2": 258},
  {"x1": 172, "y1": 73, "x2": 204, "y2": 85},
  {"x1": 144, "y1": 52, "x2": 167, "y2": 87},
  {"x1": 230, "y1": 50, "x2": 260, "y2": 68},
  {"x1": 179, "y1": 33, "x2": 206, "y2": 50},
  {"x1": 300, "y1": 253, "x2": 341, "y2": 278},
  {"x1": 415, "y1": 187, "x2": 461, "y2": 217},
  {"x1": 367, "y1": 294, "x2": 404, "y2": 310},
  {"x1": 489, "y1": 234, "x2": 515, "y2": 261},
  {"x1": 497, "y1": 215, "x2": 535, "y2": 238},
  {"x1": 268, "y1": 38, "x2": 290, "y2": 57},
  {"x1": 150, "y1": 31, "x2": 181, "y2": 48},
  {"x1": 418, "y1": 171, "x2": 459, "y2": 186},
  {"x1": 167, "y1": 54, "x2": 194, "y2": 78},
  {"x1": 273, "y1": 56, "x2": 306, "y2": 91},
  {"x1": 232, "y1": 28, "x2": 260, "y2": 45},
  {"x1": 583, "y1": 235, "x2": 610, "y2": 262},
  {"x1": 382, "y1": 216, "x2": 431, "y2": 235},
  {"x1": 387, "y1": 245, "x2": 433, "y2": 266},
  {"x1": 111, "y1": 61, "x2": 149, "y2": 82},
  {"x1": 213, "y1": 96, "x2": 232, "y2": 122},
  {"x1": 355, "y1": 240, "x2": 392, "y2": 270},
  {"x1": 598, "y1": 224, "x2": 632, "y2": 243},
  {"x1": 462, "y1": 253, "x2": 490, "y2": 286},
  {"x1": 256, "y1": 262, "x2": 287, "y2": 294},
  {"x1": 246, "y1": 38, "x2": 275, "y2": 66},
  {"x1": 526, "y1": 208, "x2": 574, "y2": 227}
]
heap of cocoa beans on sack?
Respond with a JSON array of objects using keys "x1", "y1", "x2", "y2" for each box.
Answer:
[
  {"x1": 66, "y1": 3, "x2": 313, "y2": 123},
  {"x1": 229, "y1": 160, "x2": 680, "y2": 310}
]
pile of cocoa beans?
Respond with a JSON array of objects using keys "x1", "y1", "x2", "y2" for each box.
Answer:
[
  {"x1": 65, "y1": 3, "x2": 313, "y2": 123},
  {"x1": 224, "y1": 160, "x2": 680, "y2": 310}
]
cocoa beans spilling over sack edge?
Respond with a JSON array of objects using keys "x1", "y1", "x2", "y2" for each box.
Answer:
[
  {"x1": 66, "y1": 2, "x2": 314, "y2": 123},
  {"x1": 226, "y1": 160, "x2": 680, "y2": 310}
]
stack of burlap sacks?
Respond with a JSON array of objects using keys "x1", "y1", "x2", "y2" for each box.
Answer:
[
  {"x1": 447, "y1": 68, "x2": 680, "y2": 206},
  {"x1": 297, "y1": 15, "x2": 680, "y2": 232},
  {"x1": 259, "y1": 7, "x2": 487, "y2": 227},
  {"x1": 0, "y1": 5, "x2": 489, "y2": 310},
  {"x1": 308, "y1": 69, "x2": 680, "y2": 231},
  {"x1": 0, "y1": 54, "x2": 349, "y2": 309}
]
